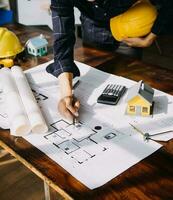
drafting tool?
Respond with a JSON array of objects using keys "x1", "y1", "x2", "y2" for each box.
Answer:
[
  {"x1": 129, "y1": 123, "x2": 173, "y2": 141},
  {"x1": 129, "y1": 123, "x2": 150, "y2": 141},
  {"x1": 72, "y1": 78, "x2": 80, "y2": 127},
  {"x1": 73, "y1": 117, "x2": 80, "y2": 128},
  {"x1": 73, "y1": 117, "x2": 77, "y2": 126}
]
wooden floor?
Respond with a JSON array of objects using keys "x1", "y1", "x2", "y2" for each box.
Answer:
[
  {"x1": 0, "y1": 150, "x2": 64, "y2": 200},
  {"x1": 0, "y1": 152, "x2": 46, "y2": 200}
]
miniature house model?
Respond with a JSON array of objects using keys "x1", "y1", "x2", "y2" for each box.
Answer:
[
  {"x1": 26, "y1": 34, "x2": 48, "y2": 56},
  {"x1": 126, "y1": 80, "x2": 154, "y2": 116}
]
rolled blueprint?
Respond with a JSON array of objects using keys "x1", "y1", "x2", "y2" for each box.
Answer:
[
  {"x1": 11, "y1": 66, "x2": 48, "y2": 134},
  {"x1": 0, "y1": 68, "x2": 31, "y2": 136}
]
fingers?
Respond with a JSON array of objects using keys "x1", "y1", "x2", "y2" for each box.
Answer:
[
  {"x1": 74, "y1": 100, "x2": 80, "y2": 114},
  {"x1": 58, "y1": 100, "x2": 74, "y2": 121},
  {"x1": 58, "y1": 96, "x2": 80, "y2": 121},
  {"x1": 123, "y1": 37, "x2": 146, "y2": 47},
  {"x1": 124, "y1": 42, "x2": 133, "y2": 47},
  {"x1": 66, "y1": 97, "x2": 79, "y2": 117},
  {"x1": 123, "y1": 38, "x2": 135, "y2": 46},
  {"x1": 64, "y1": 110, "x2": 75, "y2": 120},
  {"x1": 123, "y1": 38, "x2": 132, "y2": 42}
]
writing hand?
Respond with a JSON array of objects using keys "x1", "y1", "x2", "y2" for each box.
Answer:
[{"x1": 58, "y1": 95, "x2": 80, "y2": 121}]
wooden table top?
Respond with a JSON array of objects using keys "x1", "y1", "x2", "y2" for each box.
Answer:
[{"x1": 0, "y1": 24, "x2": 173, "y2": 200}]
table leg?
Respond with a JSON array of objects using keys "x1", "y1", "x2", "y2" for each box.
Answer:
[
  {"x1": 0, "y1": 149, "x2": 17, "y2": 166},
  {"x1": 44, "y1": 181, "x2": 51, "y2": 200},
  {"x1": 44, "y1": 181, "x2": 64, "y2": 200},
  {"x1": 0, "y1": 149, "x2": 8, "y2": 158}
]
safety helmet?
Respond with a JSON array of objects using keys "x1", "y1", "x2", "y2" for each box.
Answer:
[
  {"x1": 0, "y1": 58, "x2": 14, "y2": 68},
  {"x1": 110, "y1": 1, "x2": 157, "y2": 41},
  {"x1": 0, "y1": 28, "x2": 24, "y2": 58}
]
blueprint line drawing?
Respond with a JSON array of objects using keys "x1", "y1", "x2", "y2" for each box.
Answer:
[
  {"x1": 32, "y1": 89, "x2": 48, "y2": 102},
  {"x1": 44, "y1": 119, "x2": 108, "y2": 164}
]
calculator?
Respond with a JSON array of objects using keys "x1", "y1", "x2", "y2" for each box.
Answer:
[{"x1": 97, "y1": 84, "x2": 127, "y2": 105}]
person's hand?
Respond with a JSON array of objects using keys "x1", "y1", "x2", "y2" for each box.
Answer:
[
  {"x1": 57, "y1": 72, "x2": 80, "y2": 121},
  {"x1": 58, "y1": 95, "x2": 80, "y2": 121},
  {"x1": 123, "y1": 32, "x2": 157, "y2": 48}
]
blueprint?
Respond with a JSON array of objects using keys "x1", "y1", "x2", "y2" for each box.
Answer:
[
  {"x1": 1, "y1": 60, "x2": 173, "y2": 189},
  {"x1": 24, "y1": 95, "x2": 162, "y2": 189},
  {"x1": 23, "y1": 60, "x2": 168, "y2": 189}
]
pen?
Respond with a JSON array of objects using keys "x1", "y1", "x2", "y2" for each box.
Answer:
[
  {"x1": 72, "y1": 79, "x2": 80, "y2": 127},
  {"x1": 73, "y1": 117, "x2": 76, "y2": 126},
  {"x1": 73, "y1": 79, "x2": 80, "y2": 90},
  {"x1": 73, "y1": 116, "x2": 79, "y2": 127},
  {"x1": 71, "y1": 93, "x2": 79, "y2": 127}
]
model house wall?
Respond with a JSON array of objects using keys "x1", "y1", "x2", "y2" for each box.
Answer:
[{"x1": 126, "y1": 80, "x2": 154, "y2": 116}]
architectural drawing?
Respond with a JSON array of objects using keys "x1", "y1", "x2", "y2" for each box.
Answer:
[
  {"x1": 32, "y1": 89, "x2": 48, "y2": 102},
  {"x1": 44, "y1": 119, "x2": 110, "y2": 164}
]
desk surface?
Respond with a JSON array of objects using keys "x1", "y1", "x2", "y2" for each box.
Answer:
[{"x1": 0, "y1": 24, "x2": 173, "y2": 200}]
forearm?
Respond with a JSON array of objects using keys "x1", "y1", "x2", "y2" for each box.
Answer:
[
  {"x1": 58, "y1": 72, "x2": 73, "y2": 98},
  {"x1": 58, "y1": 71, "x2": 80, "y2": 120}
]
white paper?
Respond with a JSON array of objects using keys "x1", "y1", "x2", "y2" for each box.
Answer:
[
  {"x1": 69, "y1": 64, "x2": 173, "y2": 142},
  {"x1": 25, "y1": 61, "x2": 80, "y2": 100},
  {"x1": 22, "y1": 61, "x2": 164, "y2": 189},
  {"x1": 0, "y1": 66, "x2": 48, "y2": 135},
  {"x1": 25, "y1": 60, "x2": 58, "y2": 89},
  {"x1": 0, "y1": 68, "x2": 31, "y2": 136},
  {"x1": 0, "y1": 90, "x2": 9, "y2": 129},
  {"x1": 24, "y1": 103, "x2": 161, "y2": 189},
  {"x1": 11, "y1": 66, "x2": 48, "y2": 134}
]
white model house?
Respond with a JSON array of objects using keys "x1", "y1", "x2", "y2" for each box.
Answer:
[{"x1": 26, "y1": 34, "x2": 48, "y2": 57}]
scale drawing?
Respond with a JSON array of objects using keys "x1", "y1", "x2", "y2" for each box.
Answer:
[{"x1": 44, "y1": 119, "x2": 111, "y2": 164}]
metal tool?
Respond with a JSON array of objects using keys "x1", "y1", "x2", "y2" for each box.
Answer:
[
  {"x1": 73, "y1": 117, "x2": 80, "y2": 128},
  {"x1": 129, "y1": 123, "x2": 172, "y2": 142},
  {"x1": 129, "y1": 123, "x2": 150, "y2": 141}
]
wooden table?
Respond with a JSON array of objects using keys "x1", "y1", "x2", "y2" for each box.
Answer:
[{"x1": 0, "y1": 24, "x2": 173, "y2": 200}]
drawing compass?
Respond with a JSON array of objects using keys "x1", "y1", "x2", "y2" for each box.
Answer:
[
  {"x1": 129, "y1": 123, "x2": 173, "y2": 142},
  {"x1": 129, "y1": 123, "x2": 150, "y2": 142}
]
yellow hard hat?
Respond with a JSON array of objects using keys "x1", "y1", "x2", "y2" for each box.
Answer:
[
  {"x1": 110, "y1": 1, "x2": 157, "y2": 41},
  {"x1": 0, "y1": 28, "x2": 24, "y2": 58},
  {"x1": 0, "y1": 58, "x2": 14, "y2": 68}
]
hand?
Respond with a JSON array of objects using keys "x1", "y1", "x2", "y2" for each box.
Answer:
[
  {"x1": 58, "y1": 96, "x2": 80, "y2": 121},
  {"x1": 123, "y1": 32, "x2": 157, "y2": 48}
]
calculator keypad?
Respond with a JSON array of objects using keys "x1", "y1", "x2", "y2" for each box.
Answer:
[{"x1": 97, "y1": 84, "x2": 126, "y2": 105}]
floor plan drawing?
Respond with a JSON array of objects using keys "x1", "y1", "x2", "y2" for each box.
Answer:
[
  {"x1": 24, "y1": 112, "x2": 161, "y2": 189},
  {"x1": 44, "y1": 119, "x2": 109, "y2": 165},
  {"x1": 23, "y1": 82, "x2": 162, "y2": 189}
]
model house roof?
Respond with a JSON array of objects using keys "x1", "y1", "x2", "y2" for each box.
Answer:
[
  {"x1": 126, "y1": 80, "x2": 154, "y2": 104},
  {"x1": 26, "y1": 34, "x2": 48, "y2": 49}
]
